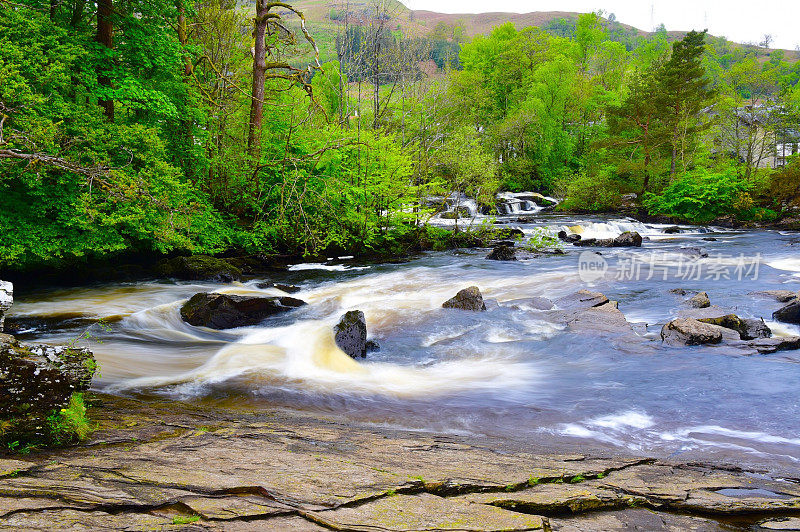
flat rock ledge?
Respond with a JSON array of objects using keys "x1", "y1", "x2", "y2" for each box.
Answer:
[{"x1": 0, "y1": 394, "x2": 798, "y2": 531}]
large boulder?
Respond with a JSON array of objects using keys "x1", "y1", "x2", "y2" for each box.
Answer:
[
  {"x1": 156, "y1": 255, "x2": 242, "y2": 282},
  {"x1": 0, "y1": 335, "x2": 96, "y2": 446},
  {"x1": 486, "y1": 243, "x2": 517, "y2": 261},
  {"x1": 773, "y1": 299, "x2": 800, "y2": 324},
  {"x1": 697, "y1": 314, "x2": 771, "y2": 340},
  {"x1": 334, "y1": 310, "x2": 368, "y2": 359},
  {"x1": 180, "y1": 292, "x2": 306, "y2": 329},
  {"x1": 614, "y1": 231, "x2": 643, "y2": 247},
  {"x1": 687, "y1": 291, "x2": 711, "y2": 309},
  {"x1": 661, "y1": 318, "x2": 724, "y2": 346},
  {"x1": 0, "y1": 281, "x2": 11, "y2": 332},
  {"x1": 442, "y1": 286, "x2": 486, "y2": 311}
]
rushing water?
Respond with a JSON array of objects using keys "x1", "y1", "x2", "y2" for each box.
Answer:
[{"x1": 9, "y1": 215, "x2": 800, "y2": 471}]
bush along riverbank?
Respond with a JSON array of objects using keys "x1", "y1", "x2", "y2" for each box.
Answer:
[
  {"x1": 0, "y1": 282, "x2": 97, "y2": 452},
  {"x1": 0, "y1": 224, "x2": 524, "y2": 289}
]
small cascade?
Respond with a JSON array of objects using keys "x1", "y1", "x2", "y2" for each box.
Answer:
[{"x1": 496, "y1": 192, "x2": 557, "y2": 216}]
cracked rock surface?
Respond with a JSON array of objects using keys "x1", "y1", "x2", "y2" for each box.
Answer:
[{"x1": 0, "y1": 393, "x2": 798, "y2": 531}]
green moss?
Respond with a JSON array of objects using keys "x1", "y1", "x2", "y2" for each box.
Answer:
[{"x1": 172, "y1": 515, "x2": 200, "y2": 525}]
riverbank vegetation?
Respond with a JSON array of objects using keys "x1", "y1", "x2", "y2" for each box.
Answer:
[{"x1": 1, "y1": 1, "x2": 799, "y2": 273}]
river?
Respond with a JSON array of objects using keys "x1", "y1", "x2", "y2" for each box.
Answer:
[{"x1": 8, "y1": 214, "x2": 800, "y2": 473}]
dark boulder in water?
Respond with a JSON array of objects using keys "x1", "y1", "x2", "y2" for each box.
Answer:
[
  {"x1": 486, "y1": 243, "x2": 517, "y2": 261},
  {"x1": 443, "y1": 286, "x2": 486, "y2": 311},
  {"x1": 334, "y1": 310, "x2": 367, "y2": 358},
  {"x1": 557, "y1": 231, "x2": 581, "y2": 243},
  {"x1": 573, "y1": 232, "x2": 642, "y2": 247},
  {"x1": 698, "y1": 314, "x2": 771, "y2": 340},
  {"x1": 773, "y1": 299, "x2": 800, "y2": 324},
  {"x1": 663, "y1": 226, "x2": 681, "y2": 234},
  {"x1": 365, "y1": 339, "x2": 380, "y2": 353},
  {"x1": 156, "y1": 255, "x2": 242, "y2": 282},
  {"x1": 180, "y1": 292, "x2": 306, "y2": 329}
]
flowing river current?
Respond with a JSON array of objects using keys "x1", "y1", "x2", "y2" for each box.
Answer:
[{"x1": 8, "y1": 215, "x2": 800, "y2": 472}]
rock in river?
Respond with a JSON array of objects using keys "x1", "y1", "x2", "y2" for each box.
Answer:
[
  {"x1": 486, "y1": 243, "x2": 517, "y2": 261},
  {"x1": 773, "y1": 299, "x2": 800, "y2": 324},
  {"x1": 180, "y1": 292, "x2": 306, "y2": 329},
  {"x1": 573, "y1": 232, "x2": 642, "y2": 248},
  {"x1": 443, "y1": 286, "x2": 486, "y2": 311},
  {"x1": 661, "y1": 318, "x2": 723, "y2": 346},
  {"x1": 554, "y1": 289, "x2": 609, "y2": 311},
  {"x1": 687, "y1": 291, "x2": 711, "y2": 309},
  {"x1": 698, "y1": 314, "x2": 771, "y2": 340},
  {"x1": 334, "y1": 310, "x2": 368, "y2": 358}
]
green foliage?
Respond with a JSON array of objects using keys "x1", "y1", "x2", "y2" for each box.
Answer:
[
  {"x1": 557, "y1": 171, "x2": 622, "y2": 212},
  {"x1": 46, "y1": 394, "x2": 94, "y2": 446},
  {"x1": 519, "y1": 228, "x2": 563, "y2": 252},
  {"x1": 642, "y1": 168, "x2": 753, "y2": 223}
]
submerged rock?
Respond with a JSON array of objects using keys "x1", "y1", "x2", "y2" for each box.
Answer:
[
  {"x1": 554, "y1": 290, "x2": 609, "y2": 311},
  {"x1": 661, "y1": 318, "x2": 723, "y2": 346},
  {"x1": 156, "y1": 255, "x2": 242, "y2": 282},
  {"x1": 687, "y1": 291, "x2": 711, "y2": 309},
  {"x1": 0, "y1": 281, "x2": 11, "y2": 332},
  {"x1": 677, "y1": 247, "x2": 709, "y2": 259},
  {"x1": 697, "y1": 314, "x2": 771, "y2": 340},
  {"x1": 750, "y1": 290, "x2": 799, "y2": 303},
  {"x1": 334, "y1": 310, "x2": 368, "y2": 359},
  {"x1": 486, "y1": 243, "x2": 517, "y2": 261},
  {"x1": 365, "y1": 339, "x2": 380, "y2": 353},
  {"x1": 180, "y1": 292, "x2": 306, "y2": 329},
  {"x1": 256, "y1": 282, "x2": 302, "y2": 294},
  {"x1": 749, "y1": 336, "x2": 800, "y2": 354},
  {"x1": 663, "y1": 226, "x2": 681, "y2": 234},
  {"x1": 0, "y1": 334, "x2": 96, "y2": 445},
  {"x1": 773, "y1": 299, "x2": 800, "y2": 324},
  {"x1": 442, "y1": 286, "x2": 486, "y2": 311}
]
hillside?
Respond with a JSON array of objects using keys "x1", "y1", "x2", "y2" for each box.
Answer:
[{"x1": 289, "y1": 0, "x2": 796, "y2": 63}]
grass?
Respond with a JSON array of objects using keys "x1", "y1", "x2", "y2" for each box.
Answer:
[
  {"x1": 47, "y1": 393, "x2": 94, "y2": 445},
  {"x1": 172, "y1": 515, "x2": 201, "y2": 525}
]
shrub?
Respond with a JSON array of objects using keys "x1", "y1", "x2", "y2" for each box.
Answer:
[
  {"x1": 642, "y1": 168, "x2": 753, "y2": 223},
  {"x1": 556, "y1": 172, "x2": 622, "y2": 212}
]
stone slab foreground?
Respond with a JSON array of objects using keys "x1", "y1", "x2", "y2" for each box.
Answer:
[{"x1": 0, "y1": 393, "x2": 798, "y2": 531}]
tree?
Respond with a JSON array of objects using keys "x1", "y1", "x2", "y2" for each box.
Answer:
[
  {"x1": 96, "y1": 0, "x2": 114, "y2": 120},
  {"x1": 247, "y1": 1, "x2": 320, "y2": 159},
  {"x1": 656, "y1": 30, "x2": 714, "y2": 176},
  {"x1": 605, "y1": 68, "x2": 668, "y2": 192}
]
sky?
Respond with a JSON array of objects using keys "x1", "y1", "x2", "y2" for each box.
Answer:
[{"x1": 400, "y1": 0, "x2": 800, "y2": 51}]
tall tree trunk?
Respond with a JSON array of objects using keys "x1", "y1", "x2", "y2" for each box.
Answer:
[
  {"x1": 70, "y1": 0, "x2": 85, "y2": 26},
  {"x1": 96, "y1": 0, "x2": 114, "y2": 121},
  {"x1": 248, "y1": 0, "x2": 268, "y2": 159},
  {"x1": 176, "y1": 0, "x2": 195, "y2": 177}
]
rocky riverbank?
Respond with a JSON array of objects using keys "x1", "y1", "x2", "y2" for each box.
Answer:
[{"x1": 1, "y1": 392, "x2": 799, "y2": 531}]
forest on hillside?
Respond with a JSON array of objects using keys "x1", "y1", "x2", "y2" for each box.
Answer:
[{"x1": 1, "y1": 0, "x2": 800, "y2": 272}]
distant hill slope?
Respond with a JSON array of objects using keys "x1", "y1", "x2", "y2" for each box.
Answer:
[{"x1": 288, "y1": 0, "x2": 795, "y2": 61}]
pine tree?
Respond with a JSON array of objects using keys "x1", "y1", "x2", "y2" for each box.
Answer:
[{"x1": 656, "y1": 30, "x2": 715, "y2": 176}]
